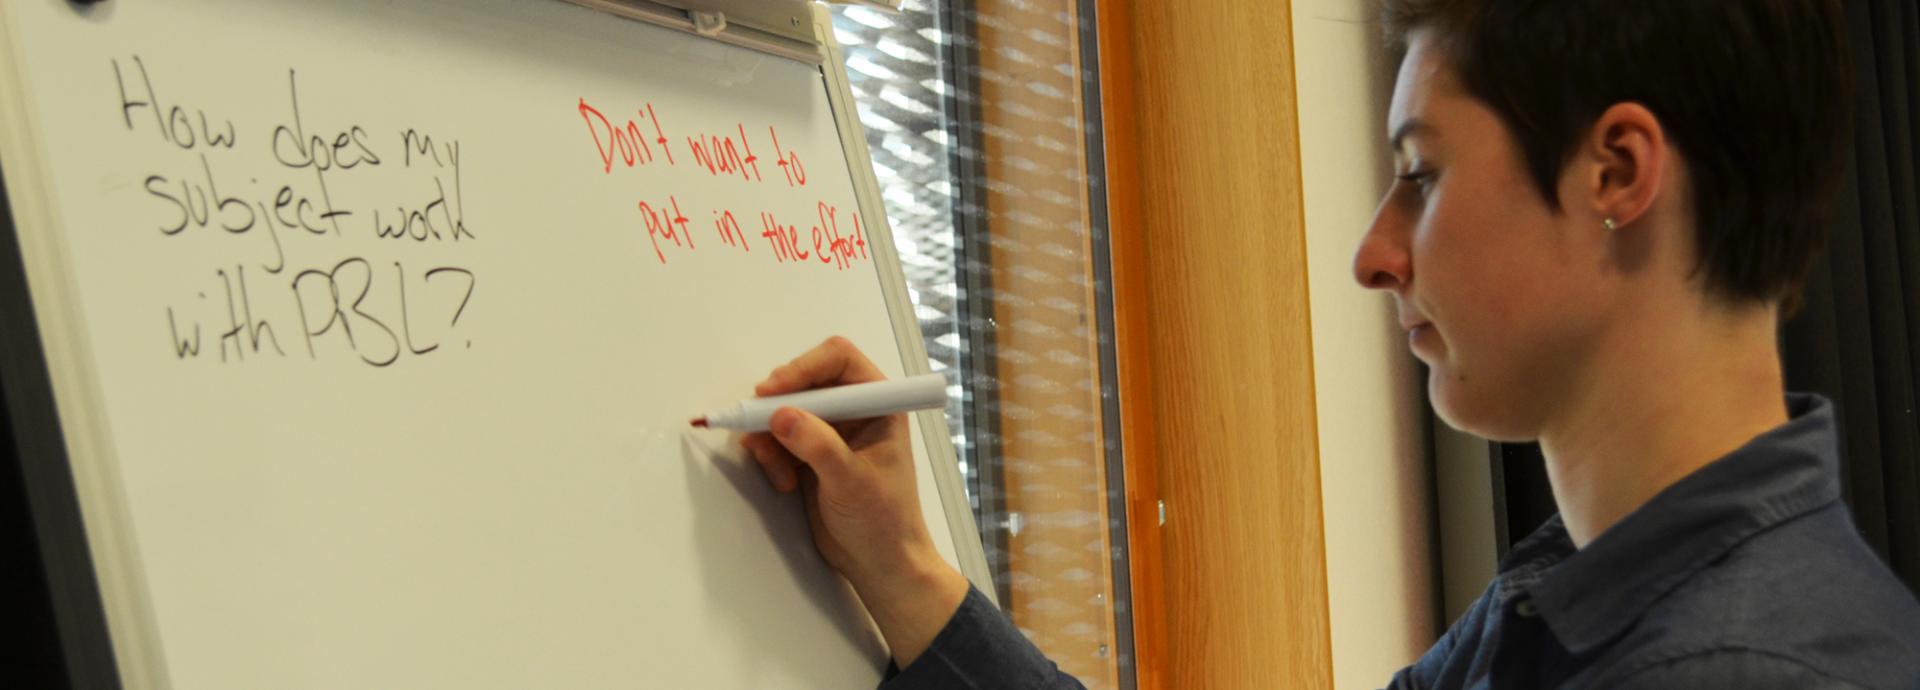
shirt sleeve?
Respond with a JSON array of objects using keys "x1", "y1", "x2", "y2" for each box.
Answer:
[{"x1": 877, "y1": 585, "x2": 1087, "y2": 690}]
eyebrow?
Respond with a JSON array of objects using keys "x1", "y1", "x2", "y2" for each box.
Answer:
[{"x1": 1389, "y1": 119, "x2": 1435, "y2": 153}]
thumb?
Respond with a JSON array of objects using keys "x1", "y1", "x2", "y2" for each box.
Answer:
[{"x1": 769, "y1": 407, "x2": 857, "y2": 486}]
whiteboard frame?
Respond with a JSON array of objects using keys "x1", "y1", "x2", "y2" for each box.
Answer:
[
  {"x1": 811, "y1": 3, "x2": 999, "y2": 605},
  {"x1": 0, "y1": 4, "x2": 167, "y2": 688},
  {"x1": 0, "y1": 1, "x2": 996, "y2": 688},
  {"x1": 561, "y1": 0, "x2": 823, "y2": 64}
]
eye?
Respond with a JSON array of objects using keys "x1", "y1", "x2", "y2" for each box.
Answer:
[{"x1": 1396, "y1": 169, "x2": 1437, "y2": 196}]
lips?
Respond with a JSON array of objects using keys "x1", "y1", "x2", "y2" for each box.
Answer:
[{"x1": 1399, "y1": 310, "x2": 1434, "y2": 352}]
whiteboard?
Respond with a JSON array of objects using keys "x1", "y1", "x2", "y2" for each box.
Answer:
[{"x1": 0, "y1": 0, "x2": 989, "y2": 687}]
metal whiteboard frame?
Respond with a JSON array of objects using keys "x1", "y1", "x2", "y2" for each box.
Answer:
[
  {"x1": 556, "y1": 0, "x2": 907, "y2": 66},
  {"x1": 0, "y1": 3, "x2": 160, "y2": 687},
  {"x1": 560, "y1": 0, "x2": 823, "y2": 64},
  {"x1": 811, "y1": 3, "x2": 999, "y2": 604}
]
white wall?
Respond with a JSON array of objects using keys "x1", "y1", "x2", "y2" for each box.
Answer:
[{"x1": 1289, "y1": 1, "x2": 1440, "y2": 686}]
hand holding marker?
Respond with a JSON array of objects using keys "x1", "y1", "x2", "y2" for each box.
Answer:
[
  {"x1": 691, "y1": 373, "x2": 948, "y2": 432},
  {"x1": 730, "y1": 338, "x2": 972, "y2": 670}
]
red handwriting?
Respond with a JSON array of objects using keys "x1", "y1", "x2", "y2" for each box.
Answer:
[
  {"x1": 646, "y1": 104, "x2": 675, "y2": 165},
  {"x1": 578, "y1": 98, "x2": 673, "y2": 173},
  {"x1": 769, "y1": 126, "x2": 806, "y2": 187},
  {"x1": 760, "y1": 211, "x2": 809, "y2": 262},
  {"x1": 621, "y1": 199, "x2": 874, "y2": 271},
  {"x1": 622, "y1": 202, "x2": 871, "y2": 270},
  {"x1": 810, "y1": 202, "x2": 868, "y2": 271},
  {"x1": 687, "y1": 124, "x2": 763, "y2": 182},
  {"x1": 569, "y1": 99, "x2": 869, "y2": 271},
  {"x1": 713, "y1": 209, "x2": 750, "y2": 251},
  {"x1": 639, "y1": 196, "x2": 693, "y2": 264},
  {"x1": 753, "y1": 203, "x2": 870, "y2": 271}
]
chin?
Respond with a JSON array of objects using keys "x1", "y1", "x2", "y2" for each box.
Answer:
[{"x1": 1427, "y1": 365, "x2": 1539, "y2": 443}]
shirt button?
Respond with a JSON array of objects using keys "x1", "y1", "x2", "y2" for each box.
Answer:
[{"x1": 1516, "y1": 600, "x2": 1539, "y2": 618}]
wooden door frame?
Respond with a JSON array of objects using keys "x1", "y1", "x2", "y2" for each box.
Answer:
[{"x1": 1095, "y1": 1, "x2": 1333, "y2": 687}]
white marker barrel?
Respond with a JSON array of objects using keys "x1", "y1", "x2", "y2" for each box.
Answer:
[{"x1": 698, "y1": 373, "x2": 947, "y2": 432}]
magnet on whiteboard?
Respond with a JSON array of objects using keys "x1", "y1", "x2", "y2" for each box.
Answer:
[{"x1": 689, "y1": 10, "x2": 726, "y2": 37}]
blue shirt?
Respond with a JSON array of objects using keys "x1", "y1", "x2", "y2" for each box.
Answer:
[{"x1": 882, "y1": 394, "x2": 1920, "y2": 689}]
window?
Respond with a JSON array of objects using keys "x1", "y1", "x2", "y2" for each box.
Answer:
[{"x1": 832, "y1": 3, "x2": 1132, "y2": 687}]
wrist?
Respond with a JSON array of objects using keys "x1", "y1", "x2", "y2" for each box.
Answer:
[
  {"x1": 847, "y1": 544, "x2": 962, "y2": 614},
  {"x1": 840, "y1": 530, "x2": 943, "y2": 595},
  {"x1": 847, "y1": 547, "x2": 969, "y2": 668}
]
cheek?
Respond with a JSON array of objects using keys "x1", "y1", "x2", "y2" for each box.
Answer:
[
  {"x1": 1417, "y1": 182, "x2": 1572, "y2": 326},
  {"x1": 1412, "y1": 193, "x2": 1588, "y2": 438},
  {"x1": 1426, "y1": 303, "x2": 1586, "y2": 440}
]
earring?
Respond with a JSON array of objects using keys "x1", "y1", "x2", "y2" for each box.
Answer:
[{"x1": 1603, "y1": 217, "x2": 1618, "y2": 231}]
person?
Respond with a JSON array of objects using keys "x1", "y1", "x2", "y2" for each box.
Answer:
[{"x1": 740, "y1": 0, "x2": 1920, "y2": 687}]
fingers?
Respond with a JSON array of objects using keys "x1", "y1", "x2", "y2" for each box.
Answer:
[
  {"x1": 756, "y1": 336, "x2": 886, "y2": 397},
  {"x1": 740, "y1": 407, "x2": 862, "y2": 494},
  {"x1": 741, "y1": 433, "x2": 800, "y2": 493},
  {"x1": 743, "y1": 336, "x2": 886, "y2": 494},
  {"x1": 766, "y1": 406, "x2": 857, "y2": 487}
]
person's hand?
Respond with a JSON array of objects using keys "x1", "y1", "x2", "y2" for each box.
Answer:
[{"x1": 740, "y1": 336, "x2": 968, "y2": 667}]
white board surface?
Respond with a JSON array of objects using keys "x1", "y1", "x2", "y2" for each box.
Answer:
[{"x1": 0, "y1": 0, "x2": 979, "y2": 687}]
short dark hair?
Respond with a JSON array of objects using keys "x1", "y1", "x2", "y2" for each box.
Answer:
[{"x1": 1383, "y1": 0, "x2": 1852, "y2": 311}]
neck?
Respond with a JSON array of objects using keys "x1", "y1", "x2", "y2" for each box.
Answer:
[{"x1": 1538, "y1": 297, "x2": 1788, "y2": 547}]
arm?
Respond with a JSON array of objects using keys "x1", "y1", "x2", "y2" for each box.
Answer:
[
  {"x1": 880, "y1": 586, "x2": 1088, "y2": 690},
  {"x1": 742, "y1": 337, "x2": 1081, "y2": 688}
]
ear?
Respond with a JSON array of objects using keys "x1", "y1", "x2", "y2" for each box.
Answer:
[{"x1": 1579, "y1": 102, "x2": 1666, "y2": 229}]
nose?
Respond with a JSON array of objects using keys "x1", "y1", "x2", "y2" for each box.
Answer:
[{"x1": 1353, "y1": 200, "x2": 1412, "y2": 291}]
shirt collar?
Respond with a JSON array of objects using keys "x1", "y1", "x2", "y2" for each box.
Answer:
[{"x1": 1502, "y1": 394, "x2": 1843, "y2": 655}]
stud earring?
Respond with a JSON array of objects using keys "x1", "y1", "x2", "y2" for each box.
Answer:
[{"x1": 1602, "y1": 217, "x2": 1618, "y2": 231}]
